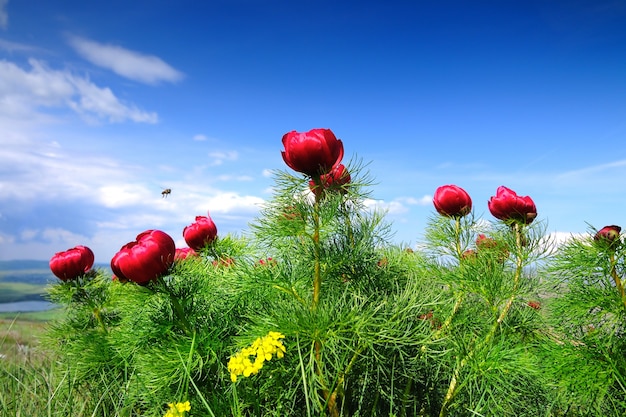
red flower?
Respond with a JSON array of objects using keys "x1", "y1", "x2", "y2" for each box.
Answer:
[
  {"x1": 212, "y1": 258, "x2": 234, "y2": 268},
  {"x1": 309, "y1": 163, "x2": 351, "y2": 197},
  {"x1": 433, "y1": 185, "x2": 472, "y2": 217},
  {"x1": 476, "y1": 234, "x2": 509, "y2": 260},
  {"x1": 476, "y1": 234, "x2": 497, "y2": 250},
  {"x1": 183, "y1": 214, "x2": 218, "y2": 251},
  {"x1": 49, "y1": 245, "x2": 95, "y2": 281},
  {"x1": 594, "y1": 225, "x2": 621, "y2": 248},
  {"x1": 111, "y1": 230, "x2": 175, "y2": 285},
  {"x1": 281, "y1": 128, "x2": 344, "y2": 177},
  {"x1": 175, "y1": 247, "x2": 199, "y2": 261},
  {"x1": 258, "y1": 257, "x2": 277, "y2": 267},
  {"x1": 488, "y1": 186, "x2": 537, "y2": 225}
]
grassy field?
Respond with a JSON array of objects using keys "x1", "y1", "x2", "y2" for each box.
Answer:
[
  {"x1": 0, "y1": 310, "x2": 59, "y2": 374},
  {"x1": 0, "y1": 282, "x2": 48, "y2": 303}
]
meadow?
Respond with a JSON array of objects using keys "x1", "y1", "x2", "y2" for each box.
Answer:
[{"x1": 1, "y1": 139, "x2": 625, "y2": 416}]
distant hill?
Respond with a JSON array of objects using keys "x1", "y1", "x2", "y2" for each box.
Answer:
[
  {"x1": 0, "y1": 260, "x2": 111, "y2": 285},
  {"x1": 0, "y1": 260, "x2": 111, "y2": 304}
]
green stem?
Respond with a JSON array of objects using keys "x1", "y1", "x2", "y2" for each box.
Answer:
[
  {"x1": 312, "y1": 175, "x2": 322, "y2": 311},
  {"x1": 422, "y1": 217, "x2": 465, "y2": 353},
  {"x1": 609, "y1": 253, "x2": 626, "y2": 311},
  {"x1": 92, "y1": 307, "x2": 108, "y2": 334},
  {"x1": 483, "y1": 223, "x2": 524, "y2": 346},
  {"x1": 439, "y1": 222, "x2": 526, "y2": 416},
  {"x1": 309, "y1": 175, "x2": 341, "y2": 417},
  {"x1": 454, "y1": 216, "x2": 463, "y2": 259},
  {"x1": 158, "y1": 276, "x2": 193, "y2": 335}
]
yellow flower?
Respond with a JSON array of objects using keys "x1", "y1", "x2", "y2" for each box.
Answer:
[
  {"x1": 227, "y1": 331, "x2": 286, "y2": 382},
  {"x1": 164, "y1": 401, "x2": 191, "y2": 417}
]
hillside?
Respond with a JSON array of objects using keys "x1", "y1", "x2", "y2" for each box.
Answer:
[{"x1": 0, "y1": 260, "x2": 111, "y2": 303}]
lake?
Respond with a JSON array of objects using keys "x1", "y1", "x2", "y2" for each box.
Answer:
[{"x1": 0, "y1": 300, "x2": 57, "y2": 313}]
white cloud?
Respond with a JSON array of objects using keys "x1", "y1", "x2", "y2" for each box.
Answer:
[
  {"x1": 558, "y1": 159, "x2": 626, "y2": 179},
  {"x1": 69, "y1": 76, "x2": 158, "y2": 123},
  {"x1": 0, "y1": 58, "x2": 158, "y2": 123},
  {"x1": 97, "y1": 184, "x2": 153, "y2": 208},
  {"x1": 216, "y1": 174, "x2": 254, "y2": 182},
  {"x1": 193, "y1": 134, "x2": 208, "y2": 141},
  {"x1": 0, "y1": 0, "x2": 7, "y2": 30},
  {"x1": 208, "y1": 150, "x2": 238, "y2": 166},
  {"x1": 535, "y1": 231, "x2": 585, "y2": 256},
  {"x1": 363, "y1": 198, "x2": 409, "y2": 215},
  {"x1": 68, "y1": 35, "x2": 184, "y2": 84},
  {"x1": 195, "y1": 192, "x2": 264, "y2": 214},
  {"x1": 0, "y1": 38, "x2": 37, "y2": 52},
  {"x1": 398, "y1": 195, "x2": 432, "y2": 206}
]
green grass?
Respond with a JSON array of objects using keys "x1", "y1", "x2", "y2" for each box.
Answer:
[
  {"x1": 0, "y1": 317, "x2": 52, "y2": 370},
  {"x1": 0, "y1": 282, "x2": 47, "y2": 303},
  {"x1": 0, "y1": 308, "x2": 62, "y2": 322},
  {"x1": 0, "y1": 316, "x2": 86, "y2": 417}
]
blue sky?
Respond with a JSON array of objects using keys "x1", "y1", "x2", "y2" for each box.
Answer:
[{"x1": 1, "y1": 0, "x2": 626, "y2": 262}]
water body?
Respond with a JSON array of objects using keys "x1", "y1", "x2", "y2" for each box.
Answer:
[{"x1": 0, "y1": 300, "x2": 57, "y2": 313}]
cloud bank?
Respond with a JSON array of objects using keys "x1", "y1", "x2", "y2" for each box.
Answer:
[
  {"x1": 68, "y1": 36, "x2": 184, "y2": 85},
  {"x1": 0, "y1": 58, "x2": 158, "y2": 123}
]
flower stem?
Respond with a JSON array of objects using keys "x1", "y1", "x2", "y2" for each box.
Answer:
[
  {"x1": 454, "y1": 216, "x2": 463, "y2": 259},
  {"x1": 312, "y1": 176, "x2": 322, "y2": 311},
  {"x1": 157, "y1": 276, "x2": 193, "y2": 335},
  {"x1": 439, "y1": 223, "x2": 526, "y2": 416},
  {"x1": 422, "y1": 217, "x2": 465, "y2": 353},
  {"x1": 309, "y1": 175, "x2": 338, "y2": 416},
  {"x1": 92, "y1": 307, "x2": 108, "y2": 334},
  {"x1": 609, "y1": 253, "x2": 626, "y2": 311}
]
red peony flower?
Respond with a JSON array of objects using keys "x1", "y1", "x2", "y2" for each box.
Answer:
[
  {"x1": 183, "y1": 214, "x2": 218, "y2": 251},
  {"x1": 433, "y1": 185, "x2": 472, "y2": 217},
  {"x1": 488, "y1": 186, "x2": 537, "y2": 225},
  {"x1": 175, "y1": 247, "x2": 199, "y2": 261},
  {"x1": 476, "y1": 233, "x2": 510, "y2": 260},
  {"x1": 281, "y1": 128, "x2": 344, "y2": 177},
  {"x1": 594, "y1": 225, "x2": 621, "y2": 249},
  {"x1": 309, "y1": 163, "x2": 351, "y2": 198},
  {"x1": 111, "y1": 230, "x2": 175, "y2": 285},
  {"x1": 49, "y1": 245, "x2": 95, "y2": 281}
]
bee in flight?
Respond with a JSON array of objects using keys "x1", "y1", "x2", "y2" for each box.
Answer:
[{"x1": 161, "y1": 188, "x2": 172, "y2": 198}]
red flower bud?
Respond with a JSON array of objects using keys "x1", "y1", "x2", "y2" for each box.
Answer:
[
  {"x1": 111, "y1": 230, "x2": 175, "y2": 285},
  {"x1": 309, "y1": 163, "x2": 351, "y2": 197},
  {"x1": 49, "y1": 245, "x2": 95, "y2": 281},
  {"x1": 594, "y1": 225, "x2": 621, "y2": 248},
  {"x1": 258, "y1": 257, "x2": 277, "y2": 267},
  {"x1": 476, "y1": 234, "x2": 509, "y2": 260},
  {"x1": 488, "y1": 186, "x2": 537, "y2": 225},
  {"x1": 212, "y1": 257, "x2": 234, "y2": 268},
  {"x1": 476, "y1": 234, "x2": 497, "y2": 250},
  {"x1": 183, "y1": 214, "x2": 218, "y2": 251},
  {"x1": 461, "y1": 249, "x2": 477, "y2": 261},
  {"x1": 175, "y1": 247, "x2": 199, "y2": 261},
  {"x1": 527, "y1": 300, "x2": 541, "y2": 310},
  {"x1": 281, "y1": 128, "x2": 344, "y2": 177},
  {"x1": 433, "y1": 185, "x2": 472, "y2": 217}
]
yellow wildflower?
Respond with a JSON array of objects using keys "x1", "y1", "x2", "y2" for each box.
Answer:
[
  {"x1": 164, "y1": 401, "x2": 191, "y2": 417},
  {"x1": 227, "y1": 331, "x2": 286, "y2": 382}
]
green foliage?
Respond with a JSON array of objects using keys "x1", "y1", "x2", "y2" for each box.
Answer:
[
  {"x1": 3, "y1": 161, "x2": 624, "y2": 416},
  {"x1": 543, "y1": 230, "x2": 626, "y2": 415}
]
